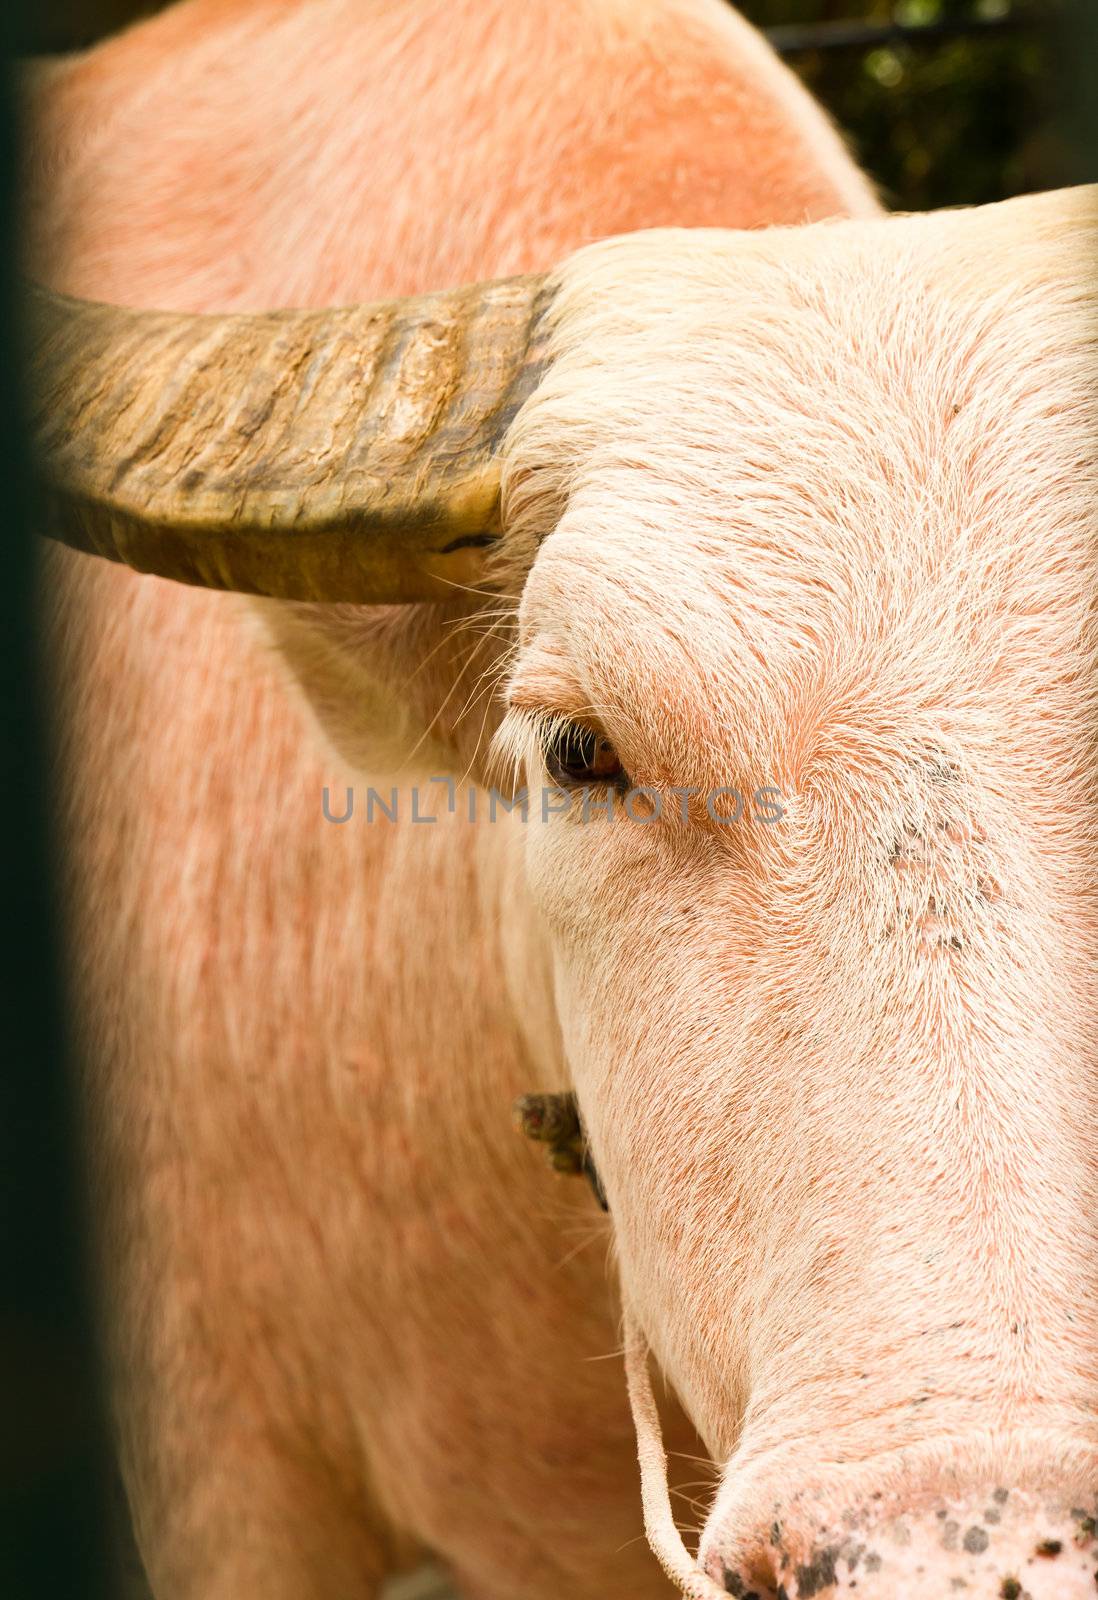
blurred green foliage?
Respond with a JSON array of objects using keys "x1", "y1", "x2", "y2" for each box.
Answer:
[
  {"x1": 744, "y1": 0, "x2": 1081, "y2": 208},
  {"x1": 18, "y1": 1, "x2": 1092, "y2": 212}
]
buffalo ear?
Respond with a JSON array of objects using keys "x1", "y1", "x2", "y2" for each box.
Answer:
[{"x1": 253, "y1": 591, "x2": 518, "y2": 782}]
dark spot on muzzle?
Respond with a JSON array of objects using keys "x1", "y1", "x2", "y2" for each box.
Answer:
[{"x1": 794, "y1": 1546, "x2": 839, "y2": 1597}]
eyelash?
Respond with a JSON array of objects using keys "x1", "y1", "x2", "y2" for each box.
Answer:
[{"x1": 542, "y1": 721, "x2": 627, "y2": 790}]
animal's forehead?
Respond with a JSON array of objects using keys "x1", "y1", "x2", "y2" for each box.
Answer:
[
  {"x1": 505, "y1": 189, "x2": 1097, "y2": 777},
  {"x1": 505, "y1": 186, "x2": 1096, "y2": 511}
]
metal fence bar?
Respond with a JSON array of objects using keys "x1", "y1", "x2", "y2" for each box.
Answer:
[{"x1": 766, "y1": 12, "x2": 1029, "y2": 52}]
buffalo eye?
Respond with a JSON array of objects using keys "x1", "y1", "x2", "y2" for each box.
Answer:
[{"x1": 544, "y1": 722, "x2": 625, "y2": 789}]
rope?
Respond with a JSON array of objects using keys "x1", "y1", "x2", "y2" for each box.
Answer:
[{"x1": 622, "y1": 1305, "x2": 729, "y2": 1600}]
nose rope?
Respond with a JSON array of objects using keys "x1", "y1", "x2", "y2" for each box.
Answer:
[{"x1": 622, "y1": 1304, "x2": 729, "y2": 1600}]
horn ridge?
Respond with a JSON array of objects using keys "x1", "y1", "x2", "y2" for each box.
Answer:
[{"x1": 27, "y1": 272, "x2": 553, "y2": 602}]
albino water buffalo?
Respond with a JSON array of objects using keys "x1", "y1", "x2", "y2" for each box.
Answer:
[{"x1": 23, "y1": 0, "x2": 1097, "y2": 1596}]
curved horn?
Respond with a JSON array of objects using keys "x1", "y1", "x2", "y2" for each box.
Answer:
[{"x1": 27, "y1": 274, "x2": 553, "y2": 602}]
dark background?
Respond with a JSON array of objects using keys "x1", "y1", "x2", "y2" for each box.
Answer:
[
  {"x1": 2, "y1": 3, "x2": 1095, "y2": 1598},
  {"x1": 753, "y1": 0, "x2": 1086, "y2": 208}
]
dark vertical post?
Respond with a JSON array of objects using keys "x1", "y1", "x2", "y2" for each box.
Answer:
[{"x1": 0, "y1": 8, "x2": 119, "y2": 1599}]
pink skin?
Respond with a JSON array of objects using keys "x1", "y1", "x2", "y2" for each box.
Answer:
[{"x1": 24, "y1": 0, "x2": 1097, "y2": 1595}]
